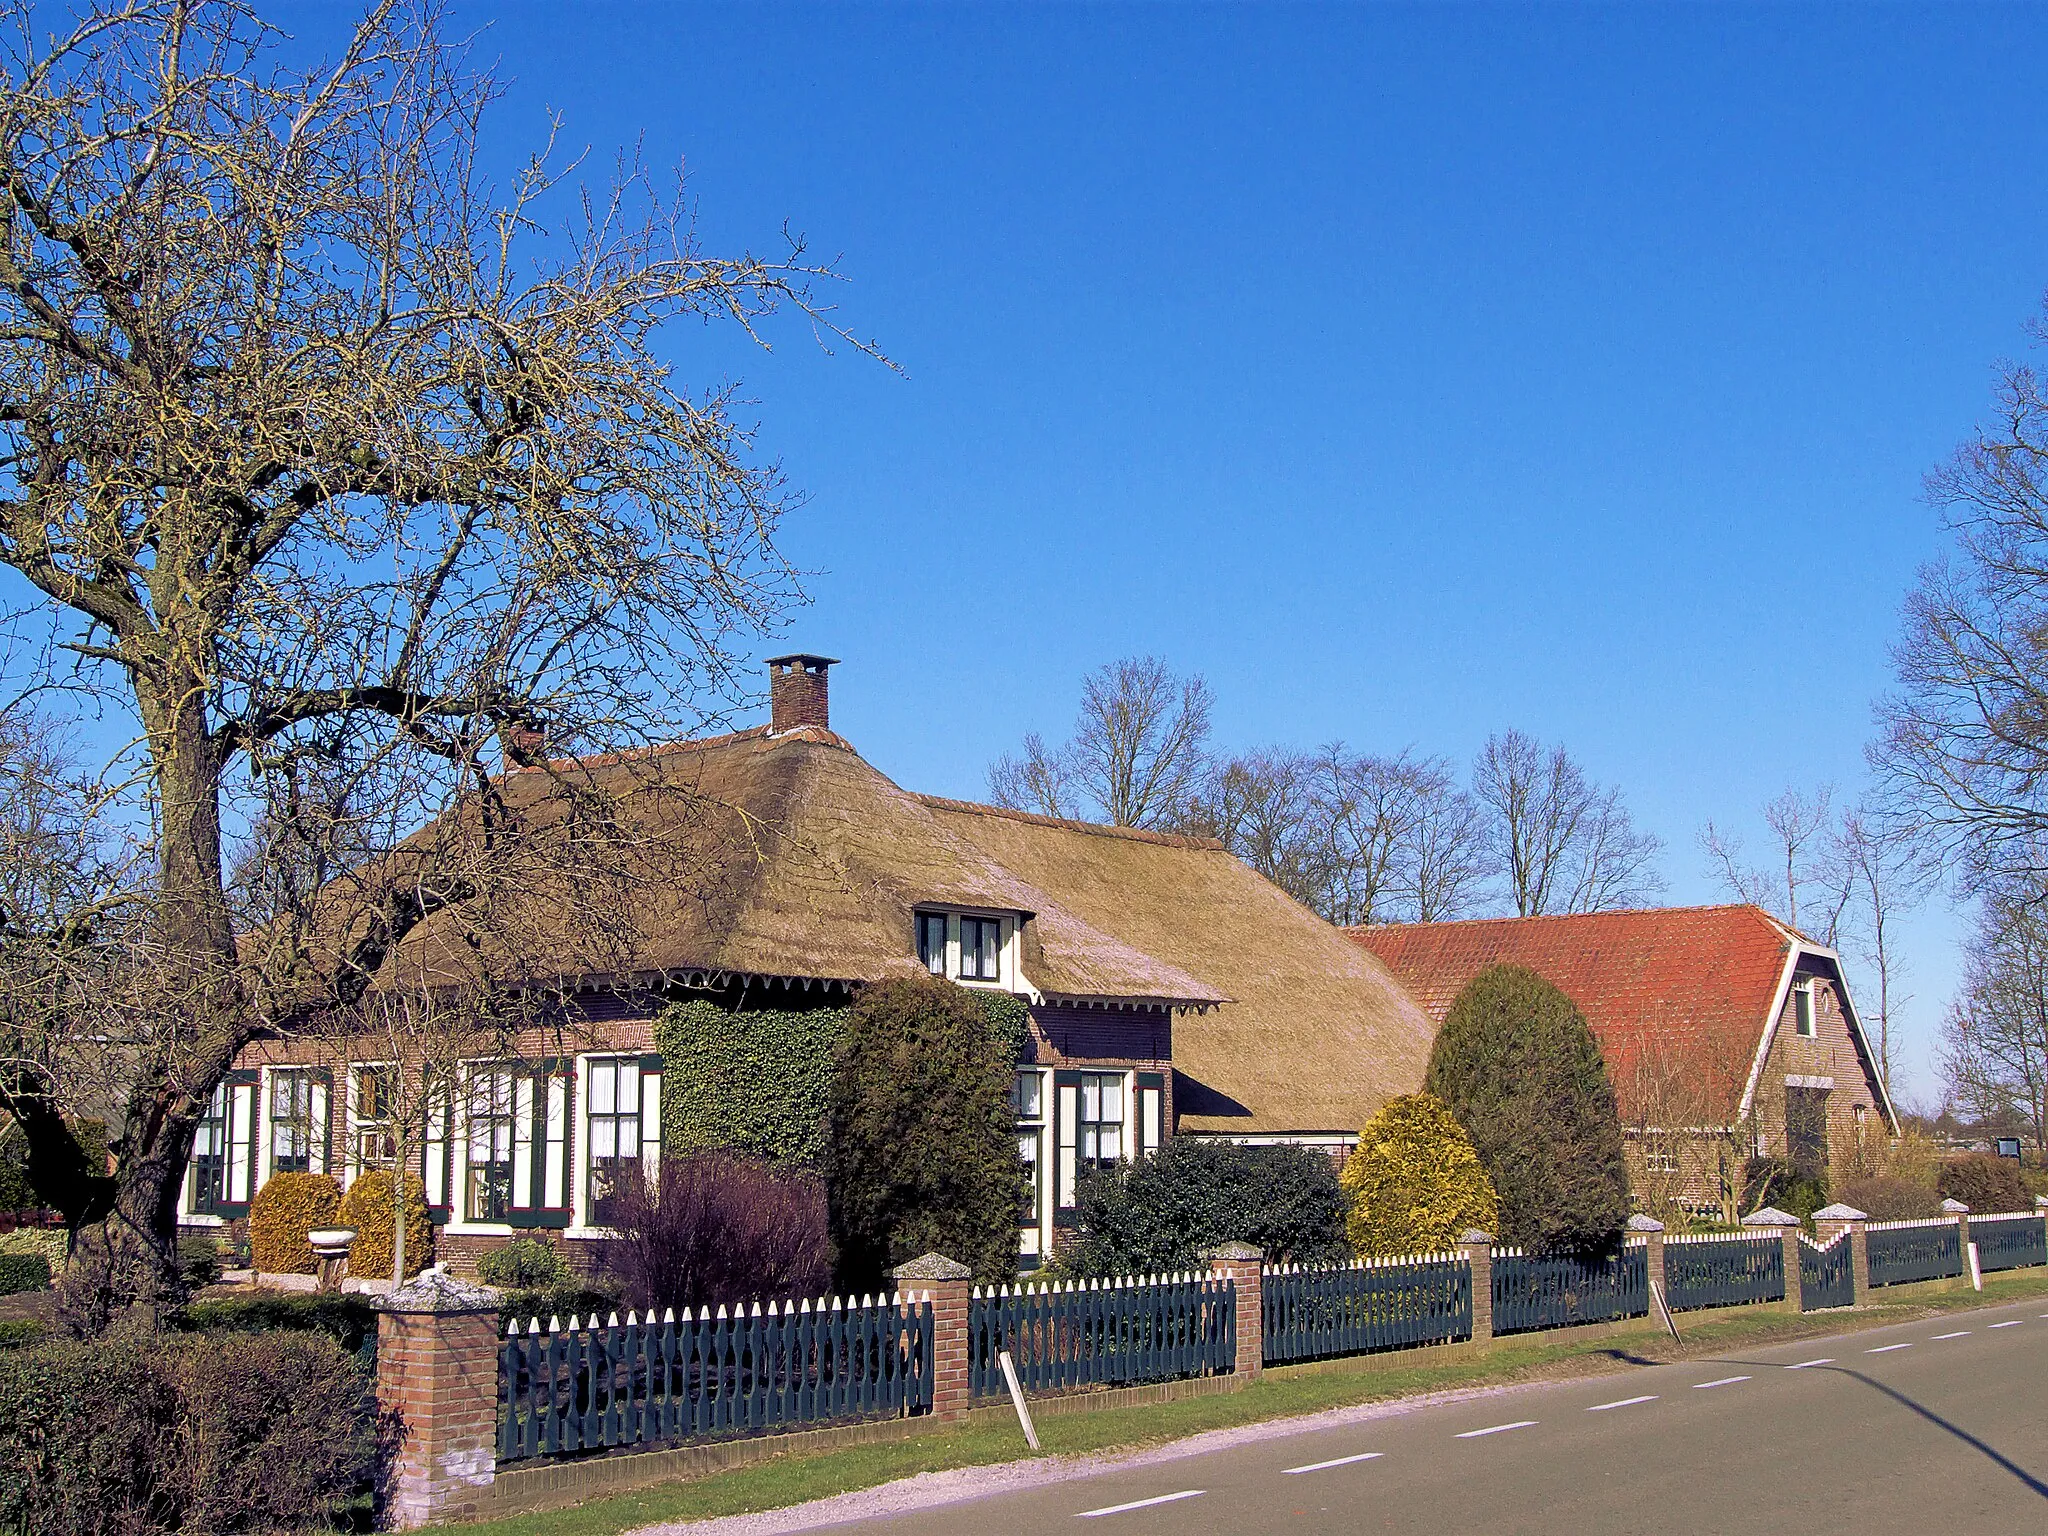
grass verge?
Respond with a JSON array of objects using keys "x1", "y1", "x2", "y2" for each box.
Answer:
[{"x1": 453, "y1": 1268, "x2": 2048, "y2": 1536}]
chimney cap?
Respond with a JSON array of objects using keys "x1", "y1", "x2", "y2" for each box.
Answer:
[{"x1": 765, "y1": 652, "x2": 839, "y2": 669}]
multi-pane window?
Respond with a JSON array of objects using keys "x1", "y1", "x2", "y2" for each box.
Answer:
[
  {"x1": 1793, "y1": 982, "x2": 1816, "y2": 1037},
  {"x1": 354, "y1": 1065, "x2": 398, "y2": 1171},
  {"x1": 190, "y1": 1084, "x2": 231, "y2": 1213},
  {"x1": 917, "y1": 912, "x2": 948, "y2": 975},
  {"x1": 1013, "y1": 1071, "x2": 1044, "y2": 1223},
  {"x1": 586, "y1": 1057, "x2": 643, "y2": 1227},
  {"x1": 1786, "y1": 1085, "x2": 1829, "y2": 1180},
  {"x1": 1077, "y1": 1071, "x2": 1125, "y2": 1170},
  {"x1": 270, "y1": 1068, "x2": 318, "y2": 1174},
  {"x1": 960, "y1": 916, "x2": 1002, "y2": 981},
  {"x1": 465, "y1": 1067, "x2": 519, "y2": 1221}
]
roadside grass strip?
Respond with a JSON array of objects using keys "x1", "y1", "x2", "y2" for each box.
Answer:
[
  {"x1": 1866, "y1": 1343, "x2": 1914, "y2": 1354},
  {"x1": 1587, "y1": 1395, "x2": 1657, "y2": 1411},
  {"x1": 1455, "y1": 1421, "x2": 1537, "y2": 1438},
  {"x1": 1931, "y1": 1331, "x2": 1971, "y2": 1339},
  {"x1": 1691, "y1": 1376, "x2": 1749, "y2": 1389},
  {"x1": 1785, "y1": 1358, "x2": 1834, "y2": 1369},
  {"x1": 1988, "y1": 1320, "x2": 2023, "y2": 1328},
  {"x1": 1077, "y1": 1491, "x2": 1205, "y2": 1518},
  {"x1": 1282, "y1": 1452, "x2": 1385, "y2": 1474}
]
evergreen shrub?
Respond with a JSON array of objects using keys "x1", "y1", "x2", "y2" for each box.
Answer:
[
  {"x1": 825, "y1": 976, "x2": 1029, "y2": 1288},
  {"x1": 335, "y1": 1170, "x2": 434, "y2": 1281},
  {"x1": 1341, "y1": 1093, "x2": 1500, "y2": 1256},
  {"x1": 0, "y1": 1328, "x2": 376, "y2": 1534},
  {"x1": 477, "y1": 1235, "x2": 569, "y2": 1289},
  {"x1": 0, "y1": 1227, "x2": 67, "y2": 1268},
  {"x1": 1067, "y1": 1139, "x2": 1348, "y2": 1276},
  {"x1": 248, "y1": 1171, "x2": 341, "y2": 1274},
  {"x1": 1741, "y1": 1156, "x2": 1828, "y2": 1226},
  {"x1": 182, "y1": 1291, "x2": 381, "y2": 1362},
  {"x1": 658, "y1": 1000, "x2": 845, "y2": 1166},
  {"x1": 497, "y1": 1280, "x2": 625, "y2": 1335},
  {"x1": 1937, "y1": 1154, "x2": 2030, "y2": 1214},
  {"x1": 1426, "y1": 965, "x2": 1630, "y2": 1254},
  {"x1": 0, "y1": 1253, "x2": 51, "y2": 1295},
  {"x1": 176, "y1": 1234, "x2": 220, "y2": 1291}
]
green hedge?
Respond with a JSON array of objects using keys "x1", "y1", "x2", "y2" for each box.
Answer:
[
  {"x1": 658, "y1": 1000, "x2": 847, "y2": 1167},
  {"x1": 182, "y1": 1292, "x2": 379, "y2": 1363},
  {"x1": 0, "y1": 1254, "x2": 51, "y2": 1295}
]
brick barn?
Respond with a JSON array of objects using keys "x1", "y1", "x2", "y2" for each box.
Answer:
[{"x1": 1350, "y1": 904, "x2": 1900, "y2": 1218}]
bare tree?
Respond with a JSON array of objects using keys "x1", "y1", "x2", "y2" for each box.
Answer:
[
  {"x1": 1826, "y1": 809, "x2": 1926, "y2": 1096},
  {"x1": 1874, "y1": 296, "x2": 2048, "y2": 894},
  {"x1": 1944, "y1": 884, "x2": 2048, "y2": 1157},
  {"x1": 989, "y1": 657, "x2": 1212, "y2": 830},
  {"x1": 1700, "y1": 786, "x2": 1845, "y2": 938},
  {"x1": 1471, "y1": 729, "x2": 1664, "y2": 916},
  {"x1": 1313, "y1": 747, "x2": 1489, "y2": 926},
  {"x1": 0, "y1": 0, "x2": 873, "y2": 1319},
  {"x1": 1176, "y1": 748, "x2": 1328, "y2": 911}
]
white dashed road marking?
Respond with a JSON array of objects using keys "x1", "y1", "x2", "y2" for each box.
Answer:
[
  {"x1": 1692, "y1": 1376, "x2": 1750, "y2": 1389},
  {"x1": 1932, "y1": 1331, "x2": 1971, "y2": 1339},
  {"x1": 1867, "y1": 1343, "x2": 1913, "y2": 1354},
  {"x1": 1989, "y1": 1320, "x2": 2023, "y2": 1329},
  {"x1": 1786, "y1": 1358, "x2": 1833, "y2": 1369},
  {"x1": 1077, "y1": 1491, "x2": 1205, "y2": 1519},
  {"x1": 1587, "y1": 1395, "x2": 1658, "y2": 1411},
  {"x1": 1282, "y1": 1452, "x2": 1385, "y2": 1475},
  {"x1": 1456, "y1": 1421, "x2": 1538, "y2": 1439}
]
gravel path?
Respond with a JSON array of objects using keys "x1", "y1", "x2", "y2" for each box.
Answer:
[{"x1": 622, "y1": 1378, "x2": 1534, "y2": 1536}]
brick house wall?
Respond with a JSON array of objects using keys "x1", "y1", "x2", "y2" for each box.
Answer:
[{"x1": 1752, "y1": 964, "x2": 1886, "y2": 1179}]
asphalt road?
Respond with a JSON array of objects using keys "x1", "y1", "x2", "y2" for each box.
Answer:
[{"x1": 836, "y1": 1299, "x2": 2048, "y2": 1536}]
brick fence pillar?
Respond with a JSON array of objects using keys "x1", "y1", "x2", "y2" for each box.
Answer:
[
  {"x1": 892, "y1": 1252, "x2": 973, "y2": 1421},
  {"x1": 371, "y1": 1267, "x2": 500, "y2": 1529},
  {"x1": 1743, "y1": 1206, "x2": 1803, "y2": 1311},
  {"x1": 1460, "y1": 1230, "x2": 1493, "y2": 1346},
  {"x1": 1626, "y1": 1215, "x2": 1666, "y2": 1313},
  {"x1": 1814, "y1": 1203, "x2": 1870, "y2": 1304},
  {"x1": 1202, "y1": 1241, "x2": 1263, "y2": 1379}
]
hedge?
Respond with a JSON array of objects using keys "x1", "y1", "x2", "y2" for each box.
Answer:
[
  {"x1": 658, "y1": 1000, "x2": 846, "y2": 1167},
  {"x1": 335, "y1": 1170, "x2": 434, "y2": 1282},
  {"x1": 248, "y1": 1171, "x2": 341, "y2": 1274},
  {"x1": 477, "y1": 1235, "x2": 569, "y2": 1289},
  {"x1": 0, "y1": 1328, "x2": 377, "y2": 1534},
  {"x1": 0, "y1": 1253, "x2": 52, "y2": 1295},
  {"x1": 182, "y1": 1291, "x2": 380, "y2": 1364},
  {"x1": 1067, "y1": 1138, "x2": 1348, "y2": 1275}
]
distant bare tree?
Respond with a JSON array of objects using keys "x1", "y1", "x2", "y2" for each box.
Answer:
[
  {"x1": 1472, "y1": 729, "x2": 1663, "y2": 916},
  {"x1": 1701, "y1": 786, "x2": 1844, "y2": 938},
  {"x1": 989, "y1": 657, "x2": 1212, "y2": 830},
  {"x1": 1944, "y1": 884, "x2": 2048, "y2": 1157},
  {"x1": 1826, "y1": 809, "x2": 1926, "y2": 1096},
  {"x1": 1874, "y1": 296, "x2": 2048, "y2": 894},
  {"x1": 1179, "y1": 749, "x2": 1327, "y2": 910},
  {"x1": 1314, "y1": 747, "x2": 1489, "y2": 926}
]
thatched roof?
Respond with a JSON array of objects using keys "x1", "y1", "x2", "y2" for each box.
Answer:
[
  {"x1": 374, "y1": 725, "x2": 1433, "y2": 1135},
  {"x1": 916, "y1": 798, "x2": 1436, "y2": 1135}
]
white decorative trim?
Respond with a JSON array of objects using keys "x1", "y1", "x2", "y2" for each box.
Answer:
[{"x1": 1785, "y1": 1073, "x2": 1835, "y2": 1090}]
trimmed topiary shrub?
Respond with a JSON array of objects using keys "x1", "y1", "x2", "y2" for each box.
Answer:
[
  {"x1": 248, "y1": 1171, "x2": 341, "y2": 1274},
  {"x1": 1833, "y1": 1175, "x2": 1942, "y2": 1222},
  {"x1": 176, "y1": 1234, "x2": 220, "y2": 1291},
  {"x1": 1937, "y1": 1154, "x2": 2031, "y2": 1213},
  {"x1": 1426, "y1": 965, "x2": 1630, "y2": 1255},
  {"x1": 1342, "y1": 1093, "x2": 1500, "y2": 1257},
  {"x1": 659, "y1": 1000, "x2": 845, "y2": 1167},
  {"x1": 1067, "y1": 1139, "x2": 1348, "y2": 1277},
  {"x1": 0, "y1": 1327, "x2": 376, "y2": 1534},
  {"x1": 825, "y1": 976, "x2": 1030, "y2": 1288},
  {"x1": 335, "y1": 1170, "x2": 434, "y2": 1282},
  {"x1": 0, "y1": 1253, "x2": 52, "y2": 1295},
  {"x1": 600, "y1": 1151, "x2": 833, "y2": 1313},
  {"x1": 477, "y1": 1235, "x2": 570, "y2": 1290}
]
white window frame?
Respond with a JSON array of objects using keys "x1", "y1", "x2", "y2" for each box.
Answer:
[
  {"x1": 1793, "y1": 980, "x2": 1817, "y2": 1038},
  {"x1": 912, "y1": 908, "x2": 1016, "y2": 991},
  {"x1": 261, "y1": 1065, "x2": 328, "y2": 1181},
  {"x1": 346, "y1": 1062, "x2": 399, "y2": 1184},
  {"x1": 1013, "y1": 1067, "x2": 1050, "y2": 1262},
  {"x1": 568, "y1": 1053, "x2": 662, "y2": 1237}
]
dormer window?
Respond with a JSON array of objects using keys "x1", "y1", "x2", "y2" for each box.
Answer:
[
  {"x1": 917, "y1": 912, "x2": 948, "y2": 974},
  {"x1": 1794, "y1": 981, "x2": 1816, "y2": 1037},
  {"x1": 961, "y1": 916, "x2": 1002, "y2": 981}
]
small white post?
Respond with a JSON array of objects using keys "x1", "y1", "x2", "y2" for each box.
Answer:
[
  {"x1": 1967, "y1": 1241, "x2": 1983, "y2": 1291},
  {"x1": 998, "y1": 1349, "x2": 1039, "y2": 1451}
]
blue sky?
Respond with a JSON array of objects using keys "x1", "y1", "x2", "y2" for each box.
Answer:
[
  {"x1": 432, "y1": 1, "x2": 2048, "y2": 1105},
  {"x1": 28, "y1": 2, "x2": 2048, "y2": 1103}
]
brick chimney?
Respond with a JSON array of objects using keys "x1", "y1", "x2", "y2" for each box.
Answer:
[{"x1": 766, "y1": 654, "x2": 837, "y2": 734}]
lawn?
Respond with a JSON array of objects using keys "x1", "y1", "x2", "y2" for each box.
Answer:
[{"x1": 453, "y1": 1268, "x2": 2048, "y2": 1536}]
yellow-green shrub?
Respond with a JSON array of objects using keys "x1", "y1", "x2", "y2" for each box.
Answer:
[
  {"x1": 1341, "y1": 1093, "x2": 1500, "y2": 1257},
  {"x1": 334, "y1": 1171, "x2": 433, "y2": 1282},
  {"x1": 248, "y1": 1172, "x2": 341, "y2": 1275}
]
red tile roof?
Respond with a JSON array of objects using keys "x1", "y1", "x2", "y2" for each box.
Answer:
[{"x1": 1349, "y1": 905, "x2": 1802, "y2": 1124}]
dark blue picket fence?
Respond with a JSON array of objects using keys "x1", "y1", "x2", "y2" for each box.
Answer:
[
  {"x1": 1866, "y1": 1220, "x2": 1963, "y2": 1287},
  {"x1": 1799, "y1": 1234, "x2": 1854, "y2": 1310},
  {"x1": 498, "y1": 1296, "x2": 932, "y2": 1463},
  {"x1": 1261, "y1": 1254, "x2": 1471, "y2": 1364},
  {"x1": 1491, "y1": 1245, "x2": 1647, "y2": 1334},
  {"x1": 968, "y1": 1273, "x2": 1234, "y2": 1396},
  {"x1": 1972, "y1": 1213, "x2": 2048, "y2": 1272},
  {"x1": 1662, "y1": 1234, "x2": 1785, "y2": 1311}
]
